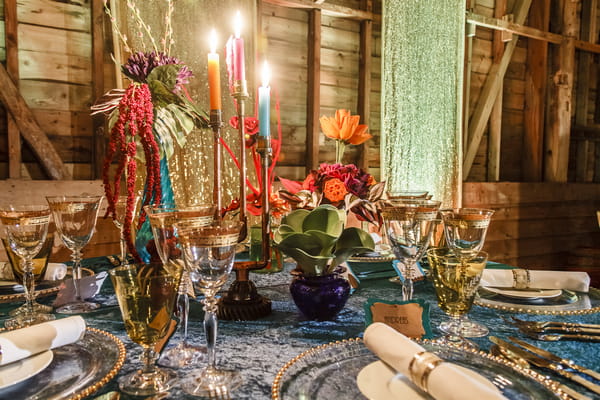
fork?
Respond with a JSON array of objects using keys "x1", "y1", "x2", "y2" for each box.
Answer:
[
  {"x1": 509, "y1": 316, "x2": 600, "y2": 330},
  {"x1": 208, "y1": 384, "x2": 231, "y2": 400},
  {"x1": 520, "y1": 329, "x2": 600, "y2": 342}
]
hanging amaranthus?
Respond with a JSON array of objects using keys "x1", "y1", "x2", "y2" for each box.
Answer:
[{"x1": 102, "y1": 83, "x2": 161, "y2": 262}]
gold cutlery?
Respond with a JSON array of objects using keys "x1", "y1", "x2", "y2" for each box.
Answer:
[
  {"x1": 518, "y1": 324, "x2": 600, "y2": 336},
  {"x1": 510, "y1": 316, "x2": 600, "y2": 330},
  {"x1": 520, "y1": 330, "x2": 600, "y2": 342},
  {"x1": 490, "y1": 336, "x2": 600, "y2": 396},
  {"x1": 490, "y1": 343, "x2": 592, "y2": 400},
  {"x1": 508, "y1": 336, "x2": 600, "y2": 382}
]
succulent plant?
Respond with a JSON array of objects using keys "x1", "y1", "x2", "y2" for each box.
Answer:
[{"x1": 274, "y1": 205, "x2": 375, "y2": 276}]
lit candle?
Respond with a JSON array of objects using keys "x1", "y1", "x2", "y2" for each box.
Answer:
[
  {"x1": 232, "y1": 11, "x2": 246, "y2": 81},
  {"x1": 258, "y1": 61, "x2": 271, "y2": 139},
  {"x1": 207, "y1": 30, "x2": 222, "y2": 110}
]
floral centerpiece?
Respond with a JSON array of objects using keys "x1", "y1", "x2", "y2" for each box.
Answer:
[
  {"x1": 92, "y1": 0, "x2": 209, "y2": 262},
  {"x1": 279, "y1": 109, "x2": 385, "y2": 226},
  {"x1": 274, "y1": 205, "x2": 375, "y2": 319}
]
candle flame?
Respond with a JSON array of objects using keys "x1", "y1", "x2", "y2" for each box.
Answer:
[
  {"x1": 209, "y1": 29, "x2": 218, "y2": 53},
  {"x1": 234, "y1": 11, "x2": 242, "y2": 38},
  {"x1": 261, "y1": 60, "x2": 271, "y2": 87}
]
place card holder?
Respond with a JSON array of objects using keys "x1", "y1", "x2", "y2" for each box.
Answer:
[{"x1": 364, "y1": 298, "x2": 434, "y2": 339}]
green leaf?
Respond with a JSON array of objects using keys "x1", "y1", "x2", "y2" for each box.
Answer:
[
  {"x1": 302, "y1": 205, "x2": 345, "y2": 237},
  {"x1": 332, "y1": 227, "x2": 375, "y2": 269},
  {"x1": 303, "y1": 230, "x2": 338, "y2": 256},
  {"x1": 277, "y1": 233, "x2": 323, "y2": 257},
  {"x1": 147, "y1": 64, "x2": 183, "y2": 92},
  {"x1": 281, "y1": 209, "x2": 310, "y2": 233},
  {"x1": 273, "y1": 224, "x2": 296, "y2": 243},
  {"x1": 168, "y1": 104, "x2": 195, "y2": 134}
]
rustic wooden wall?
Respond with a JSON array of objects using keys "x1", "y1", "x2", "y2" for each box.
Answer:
[
  {"x1": 261, "y1": 1, "x2": 382, "y2": 180},
  {"x1": 464, "y1": 182, "x2": 600, "y2": 269},
  {"x1": 0, "y1": 0, "x2": 97, "y2": 179}
]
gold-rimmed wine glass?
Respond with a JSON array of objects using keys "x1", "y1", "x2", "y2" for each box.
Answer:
[
  {"x1": 46, "y1": 195, "x2": 103, "y2": 313},
  {"x1": 0, "y1": 204, "x2": 53, "y2": 328},
  {"x1": 427, "y1": 248, "x2": 488, "y2": 341},
  {"x1": 145, "y1": 203, "x2": 215, "y2": 368},
  {"x1": 109, "y1": 262, "x2": 182, "y2": 396},
  {"x1": 175, "y1": 219, "x2": 242, "y2": 397},
  {"x1": 440, "y1": 208, "x2": 494, "y2": 337},
  {"x1": 382, "y1": 199, "x2": 441, "y2": 300}
]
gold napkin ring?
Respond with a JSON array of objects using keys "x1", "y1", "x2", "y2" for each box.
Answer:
[
  {"x1": 512, "y1": 269, "x2": 530, "y2": 289},
  {"x1": 408, "y1": 351, "x2": 444, "y2": 393}
]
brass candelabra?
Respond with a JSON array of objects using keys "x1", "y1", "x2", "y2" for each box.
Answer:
[{"x1": 215, "y1": 79, "x2": 272, "y2": 320}]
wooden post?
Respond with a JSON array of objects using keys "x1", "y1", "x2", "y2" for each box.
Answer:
[
  {"x1": 487, "y1": 0, "x2": 507, "y2": 182},
  {"x1": 357, "y1": 0, "x2": 372, "y2": 170},
  {"x1": 523, "y1": 0, "x2": 549, "y2": 182},
  {"x1": 575, "y1": 0, "x2": 597, "y2": 182},
  {"x1": 92, "y1": 0, "x2": 106, "y2": 179},
  {"x1": 544, "y1": 0, "x2": 577, "y2": 182},
  {"x1": 306, "y1": 9, "x2": 321, "y2": 173},
  {"x1": 5, "y1": 0, "x2": 21, "y2": 179}
]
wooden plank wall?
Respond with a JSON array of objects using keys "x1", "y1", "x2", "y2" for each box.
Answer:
[
  {"x1": 0, "y1": 0, "x2": 95, "y2": 179},
  {"x1": 261, "y1": 1, "x2": 382, "y2": 181},
  {"x1": 463, "y1": 182, "x2": 600, "y2": 269}
]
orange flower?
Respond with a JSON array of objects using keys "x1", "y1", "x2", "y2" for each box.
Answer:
[
  {"x1": 319, "y1": 109, "x2": 372, "y2": 145},
  {"x1": 323, "y1": 178, "x2": 348, "y2": 203}
]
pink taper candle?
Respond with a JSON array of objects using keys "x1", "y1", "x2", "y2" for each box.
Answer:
[{"x1": 233, "y1": 11, "x2": 246, "y2": 81}]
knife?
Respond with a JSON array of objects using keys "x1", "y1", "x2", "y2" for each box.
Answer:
[
  {"x1": 508, "y1": 336, "x2": 600, "y2": 382},
  {"x1": 489, "y1": 336, "x2": 600, "y2": 397}
]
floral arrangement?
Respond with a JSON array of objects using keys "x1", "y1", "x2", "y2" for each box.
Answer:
[
  {"x1": 279, "y1": 109, "x2": 385, "y2": 225},
  {"x1": 274, "y1": 205, "x2": 375, "y2": 276},
  {"x1": 92, "y1": 0, "x2": 209, "y2": 261}
]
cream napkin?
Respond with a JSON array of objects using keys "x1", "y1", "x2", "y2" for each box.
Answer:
[
  {"x1": 0, "y1": 262, "x2": 67, "y2": 282},
  {"x1": 0, "y1": 316, "x2": 86, "y2": 366},
  {"x1": 363, "y1": 322, "x2": 507, "y2": 400},
  {"x1": 481, "y1": 269, "x2": 590, "y2": 292}
]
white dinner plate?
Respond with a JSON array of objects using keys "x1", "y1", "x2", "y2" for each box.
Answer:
[
  {"x1": 0, "y1": 350, "x2": 54, "y2": 390},
  {"x1": 482, "y1": 286, "x2": 563, "y2": 300},
  {"x1": 356, "y1": 360, "x2": 501, "y2": 400}
]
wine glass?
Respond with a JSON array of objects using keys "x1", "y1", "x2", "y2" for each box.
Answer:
[
  {"x1": 439, "y1": 208, "x2": 494, "y2": 262},
  {"x1": 112, "y1": 195, "x2": 140, "y2": 266},
  {"x1": 46, "y1": 195, "x2": 103, "y2": 313},
  {"x1": 175, "y1": 219, "x2": 242, "y2": 396},
  {"x1": 109, "y1": 262, "x2": 182, "y2": 396},
  {"x1": 427, "y1": 247, "x2": 488, "y2": 342},
  {"x1": 382, "y1": 199, "x2": 441, "y2": 300},
  {"x1": 0, "y1": 205, "x2": 53, "y2": 328},
  {"x1": 145, "y1": 204, "x2": 215, "y2": 368}
]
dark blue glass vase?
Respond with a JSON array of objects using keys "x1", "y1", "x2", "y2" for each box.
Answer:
[{"x1": 289, "y1": 269, "x2": 350, "y2": 320}]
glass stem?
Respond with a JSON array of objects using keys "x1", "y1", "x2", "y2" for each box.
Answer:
[
  {"x1": 71, "y1": 248, "x2": 84, "y2": 302},
  {"x1": 119, "y1": 229, "x2": 127, "y2": 265},
  {"x1": 176, "y1": 273, "x2": 190, "y2": 344},
  {"x1": 203, "y1": 293, "x2": 219, "y2": 371},
  {"x1": 22, "y1": 257, "x2": 35, "y2": 314},
  {"x1": 142, "y1": 346, "x2": 158, "y2": 374},
  {"x1": 402, "y1": 260, "x2": 415, "y2": 301}
]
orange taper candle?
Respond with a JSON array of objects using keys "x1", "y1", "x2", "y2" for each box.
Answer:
[{"x1": 208, "y1": 30, "x2": 222, "y2": 110}]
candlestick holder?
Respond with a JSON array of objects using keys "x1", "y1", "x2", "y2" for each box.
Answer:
[
  {"x1": 210, "y1": 109, "x2": 223, "y2": 218},
  {"x1": 217, "y1": 79, "x2": 272, "y2": 320}
]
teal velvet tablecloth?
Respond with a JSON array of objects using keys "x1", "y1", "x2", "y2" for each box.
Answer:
[{"x1": 1, "y1": 257, "x2": 600, "y2": 399}]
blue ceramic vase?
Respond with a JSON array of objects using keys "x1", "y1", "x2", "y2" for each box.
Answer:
[{"x1": 289, "y1": 268, "x2": 350, "y2": 320}]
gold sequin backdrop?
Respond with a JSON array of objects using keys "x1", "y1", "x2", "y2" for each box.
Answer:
[
  {"x1": 382, "y1": 0, "x2": 465, "y2": 207},
  {"x1": 118, "y1": 0, "x2": 257, "y2": 207}
]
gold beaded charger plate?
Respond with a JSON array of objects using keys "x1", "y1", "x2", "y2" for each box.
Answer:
[
  {"x1": 271, "y1": 338, "x2": 566, "y2": 400},
  {"x1": 476, "y1": 287, "x2": 600, "y2": 315},
  {"x1": 0, "y1": 327, "x2": 126, "y2": 399},
  {"x1": 0, "y1": 267, "x2": 94, "y2": 303}
]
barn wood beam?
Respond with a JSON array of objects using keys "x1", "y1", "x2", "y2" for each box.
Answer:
[
  {"x1": 523, "y1": 0, "x2": 550, "y2": 182},
  {"x1": 357, "y1": 0, "x2": 372, "y2": 170},
  {"x1": 5, "y1": 0, "x2": 21, "y2": 178},
  {"x1": 487, "y1": 0, "x2": 507, "y2": 182},
  {"x1": 262, "y1": 0, "x2": 378, "y2": 21},
  {"x1": 306, "y1": 9, "x2": 321, "y2": 173},
  {"x1": 92, "y1": 0, "x2": 106, "y2": 179},
  {"x1": 544, "y1": 0, "x2": 577, "y2": 182},
  {"x1": 0, "y1": 64, "x2": 70, "y2": 180},
  {"x1": 575, "y1": 0, "x2": 597, "y2": 182},
  {"x1": 463, "y1": 0, "x2": 533, "y2": 178}
]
